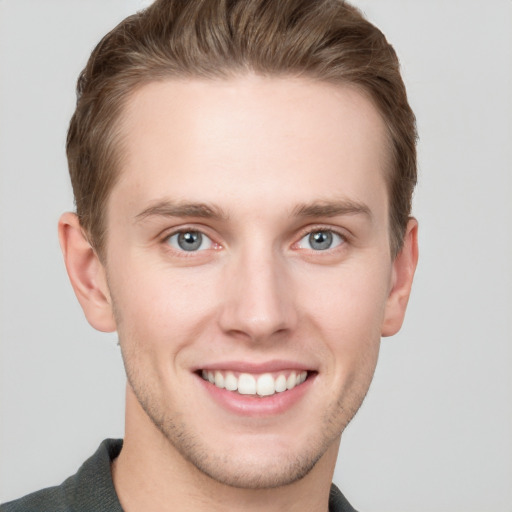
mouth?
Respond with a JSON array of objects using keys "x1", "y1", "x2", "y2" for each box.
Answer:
[{"x1": 199, "y1": 369, "x2": 311, "y2": 397}]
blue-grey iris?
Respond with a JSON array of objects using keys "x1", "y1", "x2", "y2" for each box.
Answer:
[
  {"x1": 309, "y1": 231, "x2": 333, "y2": 250},
  {"x1": 177, "y1": 231, "x2": 203, "y2": 251}
]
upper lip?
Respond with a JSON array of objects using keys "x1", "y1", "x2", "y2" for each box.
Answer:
[{"x1": 194, "y1": 360, "x2": 315, "y2": 373}]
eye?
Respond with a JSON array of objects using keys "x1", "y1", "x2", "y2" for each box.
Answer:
[
  {"x1": 297, "y1": 230, "x2": 344, "y2": 251},
  {"x1": 166, "y1": 230, "x2": 214, "y2": 252}
]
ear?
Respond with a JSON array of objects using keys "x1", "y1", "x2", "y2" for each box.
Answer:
[
  {"x1": 381, "y1": 218, "x2": 419, "y2": 337},
  {"x1": 58, "y1": 212, "x2": 117, "y2": 332}
]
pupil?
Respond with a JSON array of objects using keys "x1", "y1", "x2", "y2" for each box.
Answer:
[
  {"x1": 309, "y1": 231, "x2": 332, "y2": 250},
  {"x1": 178, "y1": 231, "x2": 202, "y2": 251}
]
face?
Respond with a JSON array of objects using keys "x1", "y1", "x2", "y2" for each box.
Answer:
[{"x1": 101, "y1": 76, "x2": 398, "y2": 488}]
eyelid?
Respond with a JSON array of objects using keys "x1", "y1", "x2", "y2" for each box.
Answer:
[
  {"x1": 293, "y1": 225, "x2": 349, "y2": 250},
  {"x1": 160, "y1": 225, "x2": 222, "y2": 254},
  {"x1": 167, "y1": 231, "x2": 213, "y2": 251},
  {"x1": 160, "y1": 223, "x2": 215, "y2": 241},
  {"x1": 157, "y1": 223, "x2": 349, "y2": 254}
]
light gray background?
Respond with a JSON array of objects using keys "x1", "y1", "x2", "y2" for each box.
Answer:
[{"x1": 1, "y1": 1, "x2": 511, "y2": 511}]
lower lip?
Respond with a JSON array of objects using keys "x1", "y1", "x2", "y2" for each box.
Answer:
[{"x1": 196, "y1": 373, "x2": 315, "y2": 417}]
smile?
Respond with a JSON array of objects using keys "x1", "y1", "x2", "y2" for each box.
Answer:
[{"x1": 200, "y1": 369, "x2": 309, "y2": 397}]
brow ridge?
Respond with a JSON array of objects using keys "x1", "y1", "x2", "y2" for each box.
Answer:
[
  {"x1": 292, "y1": 200, "x2": 372, "y2": 219},
  {"x1": 135, "y1": 198, "x2": 371, "y2": 223},
  {"x1": 135, "y1": 200, "x2": 229, "y2": 222}
]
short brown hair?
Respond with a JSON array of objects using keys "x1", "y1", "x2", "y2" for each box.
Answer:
[{"x1": 67, "y1": 0, "x2": 417, "y2": 257}]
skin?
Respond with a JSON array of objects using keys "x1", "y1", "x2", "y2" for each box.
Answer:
[{"x1": 59, "y1": 75, "x2": 418, "y2": 512}]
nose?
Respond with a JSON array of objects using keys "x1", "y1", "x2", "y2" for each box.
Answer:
[{"x1": 218, "y1": 247, "x2": 298, "y2": 343}]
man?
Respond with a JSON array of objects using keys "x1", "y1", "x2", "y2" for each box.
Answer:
[{"x1": 1, "y1": 0, "x2": 418, "y2": 510}]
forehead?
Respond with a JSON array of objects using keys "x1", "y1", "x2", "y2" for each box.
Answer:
[{"x1": 111, "y1": 75, "x2": 390, "y2": 222}]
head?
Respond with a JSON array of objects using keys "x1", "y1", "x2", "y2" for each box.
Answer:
[
  {"x1": 67, "y1": 0, "x2": 416, "y2": 260},
  {"x1": 60, "y1": 0, "x2": 418, "y2": 494}
]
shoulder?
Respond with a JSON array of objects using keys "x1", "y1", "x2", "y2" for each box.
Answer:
[
  {"x1": 1, "y1": 439, "x2": 123, "y2": 512},
  {"x1": 329, "y1": 483, "x2": 359, "y2": 512},
  {"x1": 0, "y1": 479, "x2": 74, "y2": 512}
]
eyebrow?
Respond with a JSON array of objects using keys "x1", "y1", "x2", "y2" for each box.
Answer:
[
  {"x1": 135, "y1": 198, "x2": 371, "y2": 223},
  {"x1": 292, "y1": 199, "x2": 372, "y2": 219},
  {"x1": 135, "y1": 200, "x2": 229, "y2": 222}
]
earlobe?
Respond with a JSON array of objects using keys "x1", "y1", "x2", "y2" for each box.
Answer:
[
  {"x1": 381, "y1": 218, "x2": 419, "y2": 337},
  {"x1": 58, "y1": 212, "x2": 117, "y2": 333}
]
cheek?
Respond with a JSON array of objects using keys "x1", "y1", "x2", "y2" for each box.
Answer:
[
  {"x1": 109, "y1": 258, "x2": 220, "y2": 350},
  {"x1": 298, "y1": 258, "x2": 391, "y2": 366},
  {"x1": 300, "y1": 259, "x2": 391, "y2": 328},
  {"x1": 110, "y1": 265, "x2": 220, "y2": 400}
]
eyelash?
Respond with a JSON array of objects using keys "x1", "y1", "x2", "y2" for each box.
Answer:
[
  {"x1": 161, "y1": 227, "x2": 219, "y2": 257},
  {"x1": 160, "y1": 225, "x2": 349, "y2": 255},
  {"x1": 294, "y1": 225, "x2": 349, "y2": 252}
]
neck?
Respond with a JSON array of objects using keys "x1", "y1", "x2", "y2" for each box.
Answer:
[{"x1": 112, "y1": 386, "x2": 339, "y2": 512}]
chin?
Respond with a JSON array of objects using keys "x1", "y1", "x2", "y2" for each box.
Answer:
[
  {"x1": 165, "y1": 427, "x2": 330, "y2": 490},
  {"x1": 137, "y1": 391, "x2": 350, "y2": 491}
]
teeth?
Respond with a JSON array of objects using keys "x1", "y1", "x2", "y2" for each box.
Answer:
[
  {"x1": 214, "y1": 371, "x2": 224, "y2": 389},
  {"x1": 201, "y1": 369, "x2": 308, "y2": 396},
  {"x1": 275, "y1": 374, "x2": 287, "y2": 393},
  {"x1": 224, "y1": 372, "x2": 237, "y2": 391},
  {"x1": 256, "y1": 373, "x2": 275, "y2": 396}
]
